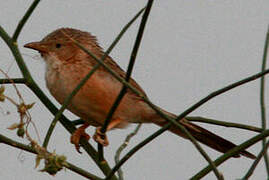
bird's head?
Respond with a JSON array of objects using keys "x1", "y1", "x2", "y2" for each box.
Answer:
[{"x1": 24, "y1": 28, "x2": 102, "y2": 63}]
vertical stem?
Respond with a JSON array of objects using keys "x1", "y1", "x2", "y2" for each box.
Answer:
[
  {"x1": 242, "y1": 140, "x2": 269, "y2": 179},
  {"x1": 260, "y1": 26, "x2": 269, "y2": 175},
  {"x1": 114, "y1": 124, "x2": 142, "y2": 180},
  {"x1": 98, "y1": 0, "x2": 154, "y2": 160},
  {"x1": 13, "y1": 0, "x2": 41, "y2": 41}
]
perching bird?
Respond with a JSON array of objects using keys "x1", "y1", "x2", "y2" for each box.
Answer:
[{"x1": 24, "y1": 28, "x2": 255, "y2": 159}]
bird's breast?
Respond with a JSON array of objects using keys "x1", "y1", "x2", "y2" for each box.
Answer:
[{"x1": 43, "y1": 59, "x2": 122, "y2": 126}]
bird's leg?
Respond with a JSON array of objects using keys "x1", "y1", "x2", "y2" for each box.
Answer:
[
  {"x1": 93, "y1": 118, "x2": 122, "y2": 146},
  {"x1": 70, "y1": 122, "x2": 90, "y2": 153}
]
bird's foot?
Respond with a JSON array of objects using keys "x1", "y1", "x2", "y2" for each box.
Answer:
[
  {"x1": 93, "y1": 127, "x2": 109, "y2": 146},
  {"x1": 70, "y1": 125, "x2": 90, "y2": 153}
]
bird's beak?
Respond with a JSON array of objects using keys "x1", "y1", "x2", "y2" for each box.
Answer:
[{"x1": 24, "y1": 41, "x2": 49, "y2": 53}]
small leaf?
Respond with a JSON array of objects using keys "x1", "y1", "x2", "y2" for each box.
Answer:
[
  {"x1": 26, "y1": 102, "x2": 35, "y2": 110},
  {"x1": 7, "y1": 123, "x2": 19, "y2": 130},
  {"x1": 35, "y1": 155, "x2": 42, "y2": 168},
  {"x1": 0, "y1": 86, "x2": 5, "y2": 94}
]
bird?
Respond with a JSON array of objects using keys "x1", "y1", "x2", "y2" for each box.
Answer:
[{"x1": 24, "y1": 27, "x2": 255, "y2": 159}]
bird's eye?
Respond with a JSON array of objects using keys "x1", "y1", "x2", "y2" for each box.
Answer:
[{"x1": 55, "y1": 43, "x2": 62, "y2": 48}]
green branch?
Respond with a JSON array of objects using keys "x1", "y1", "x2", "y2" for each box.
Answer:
[
  {"x1": 0, "y1": 78, "x2": 26, "y2": 84},
  {"x1": 73, "y1": 116, "x2": 263, "y2": 134},
  {"x1": 114, "y1": 124, "x2": 142, "y2": 180},
  {"x1": 12, "y1": 0, "x2": 41, "y2": 41},
  {"x1": 71, "y1": 119, "x2": 84, "y2": 126},
  {"x1": 186, "y1": 116, "x2": 263, "y2": 133},
  {"x1": 0, "y1": 26, "x2": 33, "y2": 80},
  {"x1": 98, "y1": 0, "x2": 154, "y2": 161},
  {"x1": 191, "y1": 130, "x2": 269, "y2": 180},
  {"x1": 242, "y1": 140, "x2": 269, "y2": 179},
  {"x1": 0, "y1": 134, "x2": 102, "y2": 180},
  {"x1": 260, "y1": 25, "x2": 269, "y2": 175}
]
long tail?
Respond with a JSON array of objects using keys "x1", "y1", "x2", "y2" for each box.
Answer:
[{"x1": 153, "y1": 110, "x2": 256, "y2": 159}]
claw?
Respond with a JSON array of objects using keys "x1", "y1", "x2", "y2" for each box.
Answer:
[
  {"x1": 70, "y1": 124, "x2": 90, "y2": 153},
  {"x1": 93, "y1": 127, "x2": 109, "y2": 146}
]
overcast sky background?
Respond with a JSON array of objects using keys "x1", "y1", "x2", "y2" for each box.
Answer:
[{"x1": 1, "y1": 1, "x2": 269, "y2": 179}]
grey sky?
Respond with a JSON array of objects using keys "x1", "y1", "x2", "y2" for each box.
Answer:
[{"x1": 1, "y1": 1, "x2": 269, "y2": 179}]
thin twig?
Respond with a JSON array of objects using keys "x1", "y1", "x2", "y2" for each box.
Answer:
[
  {"x1": 12, "y1": 0, "x2": 41, "y2": 41},
  {"x1": 114, "y1": 124, "x2": 142, "y2": 180},
  {"x1": 260, "y1": 25, "x2": 269, "y2": 175},
  {"x1": 0, "y1": 78, "x2": 26, "y2": 84},
  {"x1": 186, "y1": 116, "x2": 263, "y2": 133},
  {"x1": 0, "y1": 26, "x2": 33, "y2": 82},
  {"x1": 3, "y1": 95, "x2": 18, "y2": 107},
  {"x1": 71, "y1": 119, "x2": 84, "y2": 126},
  {"x1": 73, "y1": 116, "x2": 263, "y2": 134},
  {"x1": 191, "y1": 130, "x2": 269, "y2": 180},
  {"x1": 242, "y1": 140, "x2": 269, "y2": 179},
  {"x1": 0, "y1": 68, "x2": 25, "y2": 102},
  {"x1": 98, "y1": 0, "x2": 154, "y2": 161},
  {"x1": 0, "y1": 69, "x2": 41, "y2": 142}
]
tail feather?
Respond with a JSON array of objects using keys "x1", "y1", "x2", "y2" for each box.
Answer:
[
  {"x1": 181, "y1": 120, "x2": 256, "y2": 159},
  {"x1": 154, "y1": 112, "x2": 256, "y2": 159}
]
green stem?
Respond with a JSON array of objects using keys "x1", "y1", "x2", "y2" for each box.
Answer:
[
  {"x1": 173, "y1": 69, "x2": 269, "y2": 123},
  {"x1": 71, "y1": 119, "x2": 84, "y2": 126},
  {"x1": 0, "y1": 78, "x2": 26, "y2": 84},
  {"x1": 260, "y1": 26, "x2": 269, "y2": 175},
  {"x1": 114, "y1": 124, "x2": 142, "y2": 180},
  {"x1": 191, "y1": 130, "x2": 269, "y2": 180},
  {"x1": 186, "y1": 116, "x2": 263, "y2": 133},
  {"x1": 98, "y1": 0, "x2": 154, "y2": 160},
  {"x1": 101, "y1": 1, "x2": 153, "y2": 133},
  {"x1": 12, "y1": 0, "x2": 41, "y2": 41},
  {"x1": 0, "y1": 26, "x2": 33, "y2": 81},
  {"x1": 73, "y1": 116, "x2": 263, "y2": 133},
  {"x1": 105, "y1": 123, "x2": 168, "y2": 180},
  {"x1": 242, "y1": 140, "x2": 269, "y2": 179}
]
